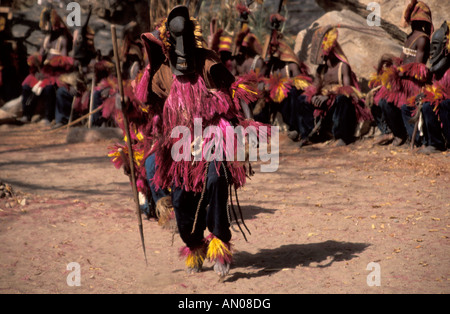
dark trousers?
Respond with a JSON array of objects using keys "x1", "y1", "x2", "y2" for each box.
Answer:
[
  {"x1": 91, "y1": 90, "x2": 104, "y2": 127},
  {"x1": 400, "y1": 104, "x2": 422, "y2": 146},
  {"x1": 254, "y1": 100, "x2": 274, "y2": 124},
  {"x1": 293, "y1": 94, "x2": 356, "y2": 143},
  {"x1": 281, "y1": 93, "x2": 315, "y2": 139},
  {"x1": 21, "y1": 84, "x2": 56, "y2": 121},
  {"x1": 22, "y1": 84, "x2": 37, "y2": 120},
  {"x1": 371, "y1": 103, "x2": 391, "y2": 135},
  {"x1": 421, "y1": 100, "x2": 450, "y2": 150},
  {"x1": 55, "y1": 86, "x2": 73, "y2": 124},
  {"x1": 378, "y1": 98, "x2": 407, "y2": 140},
  {"x1": 42, "y1": 85, "x2": 56, "y2": 122},
  {"x1": 440, "y1": 99, "x2": 450, "y2": 144},
  {"x1": 56, "y1": 87, "x2": 105, "y2": 126},
  {"x1": 327, "y1": 95, "x2": 357, "y2": 143},
  {"x1": 172, "y1": 161, "x2": 231, "y2": 249},
  {"x1": 144, "y1": 153, "x2": 170, "y2": 204}
]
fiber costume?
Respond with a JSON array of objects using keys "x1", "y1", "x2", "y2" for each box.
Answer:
[
  {"x1": 409, "y1": 21, "x2": 450, "y2": 153},
  {"x1": 21, "y1": 7, "x2": 73, "y2": 123},
  {"x1": 109, "y1": 5, "x2": 267, "y2": 276},
  {"x1": 370, "y1": 0, "x2": 432, "y2": 145},
  {"x1": 256, "y1": 13, "x2": 312, "y2": 129},
  {"x1": 302, "y1": 26, "x2": 372, "y2": 145},
  {"x1": 209, "y1": 28, "x2": 234, "y2": 72},
  {"x1": 232, "y1": 3, "x2": 264, "y2": 76},
  {"x1": 263, "y1": 14, "x2": 311, "y2": 104}
]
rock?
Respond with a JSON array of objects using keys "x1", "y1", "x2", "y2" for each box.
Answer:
[
  {"x1": 294, "y1": 0, "x2": 450, "y2": 92},
  {"x1": 0, "y1": 109, "x2": 18, "y2": 125},
  {"x1": 66, "y1": 127, "x2": 123, "y2": 144},
  {"x1": 294, "y1": 9, "x2": 403, "y2": 92},
  {"x1": 0, "y1": 96, "x2": 22, "y2": 116},
  {"x1": 356, "y1": 0, "x2": 450, "y2": 37}
]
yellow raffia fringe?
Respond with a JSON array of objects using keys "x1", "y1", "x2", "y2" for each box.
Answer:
[
  {"x1": 124, "y1": 130, "x2": 144, "y2": 143},
  {"x1": 293, "y1": 78, "x2": 311, "y2": 90},
  {"x1": 108, "y1": 150, "x2": 120, "y2": 162},
  {"x1": 274, "y1": 87, "x2": 287, "y2": 103},
  {"x1": 158, "y1": 17, "x2": 204, "y2": 52},
  {"x1": 380, "y1": 67, "x2": 395, "y2": 90},
  {"x1": 368, "y1": 72, "x2": 381, "y2": 87},
  {"x1": 206, "y1": 237, "x2": 231, "y2": 261},
  {"x1": 133, "y1": 150, "x2": 144, "y2": 167},
  {"x1": 185, "y1": 249, "x2": 205, "y2": 269},
  {"x1": 108, "y1": 147, "x2": 144, "y2": 167},
  {"x1": 321, "y1": 28, "x2": 338, "y2": 55},
  {"x1": 447, "y1": 22, "x2": 450, "y2": 53},
  {"x1": 425, "y1": 85, "x2": 443, "y2": 101},
  {"x1": 232, "y1": 83, "x2": 258, "y2": 98}
]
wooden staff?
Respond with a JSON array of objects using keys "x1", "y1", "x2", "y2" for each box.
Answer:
[
  {"x1": 111, "y1": 24, "x2": 148, "y2": 266},
  {"x1": 48, "y1": 105, "x2": 103, "y2": 133},
  {"x1": 88, "y1": 76, "x2": 96, "y2": 128},
  {"x1": 411, "y1": 111, "x2": 422, "y2": 150},
  {"x1": 67, "y1": 96, "x2": 77, "y2": 131}
]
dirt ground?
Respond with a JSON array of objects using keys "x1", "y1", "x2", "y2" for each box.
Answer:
[{"x1": 0, "y1": 123, "x2": 449, "y2": 294}]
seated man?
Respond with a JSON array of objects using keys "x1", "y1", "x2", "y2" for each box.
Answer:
[
  {"x1": 230, "y1": 3, "x2": 264, "y2": 77},
  {"x1": 413, "y1": 21, "x2": 450, "y2": 154},
  {"x1": 301, "y1": 26, "x2": 371, "y2": 146},
  {"x1": 367, "y1": 54, "x2": 397, "y2": 145},
  {"x1": 258, "y1": 13, "x2": 312, "y2": 130},
  {"x1": 21, "y1": 6, "x2": 73, "y2": 125},
  {"x1": 375, "y1": 0, "x2": 432, "y2": 146}
]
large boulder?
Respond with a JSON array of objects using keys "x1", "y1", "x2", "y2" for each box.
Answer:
[
  {"x1": 356, "y1": 0, "x2": 450, "y2": 35},
  {"x1": 0, "y1": 109, "x2": 17, "y2": 125},
  {"x1": 0, "y1": 96, "x2": 22, "y2": 117},
  {"x1": 294, "y1": 9, "x2": 403, "y2": 92}
]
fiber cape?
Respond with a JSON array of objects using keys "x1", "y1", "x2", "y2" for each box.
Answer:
[{"x1": 109, "y1": 26, "x2": 269, "y2": 200}]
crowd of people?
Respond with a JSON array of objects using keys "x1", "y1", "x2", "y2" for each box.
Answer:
[
  {"x1": 12, "y1": 3, "x2": 144, "y2": 129},
  {"x1": 2, "y1": 0, "x2": 448, "y2": 277},
  {"x1": 6, "y1": 1, "x2": 449, "y2": 154}
]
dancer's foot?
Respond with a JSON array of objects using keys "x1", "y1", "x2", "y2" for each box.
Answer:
[
  {"x1": 186, "y1": 264, "x2": 203, "y2": 274},
  {"x1": 213, "y1": 261, "x2": 230, "y2": 277},
  {"x1": 180, "y1": 245, "x2": 206, "y2": 275},
  {"x1": 206, "y1": 235, "x2": 232, "y2": 277},
  {"x1": 374, "y1": 133, "x2": 394, "y2": 145},
  {"x1": 392, "y1": 136, "x2": 405, "y2": 146}
]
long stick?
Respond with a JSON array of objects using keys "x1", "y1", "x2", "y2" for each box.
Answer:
[
  {"x1": 111, "y1": 24, "x2": 148, "y2": 266},
  {"x1": 277, "y1": 0, "x2": 284, "y2": 13},
  {"x1": 47, "y1": 105, "x2": 103, "y2": 133},
  {"x1": 67, "y1": 96, "x2": 77, "y2": 131},
  {"x1": 411, "y1": 112, "x2": 421, "y2": 150},
  {"x1": 88, "y1": 76, "x2": 96, "y2": 128},
  {"x1": 149, "y1": 0, "x2": 153, "y2": 30}
]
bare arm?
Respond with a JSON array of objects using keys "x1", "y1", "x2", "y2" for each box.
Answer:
[
  {"x1": 313, "y1": 65, "x2": 324, "y2": 89},
  {"x1": 414, "y1": 36, "x2": 429, "y2": 64},
  {"x1": 254, "y1": 58, "x2": 264, "y2": 73},
  {"x1": 240, "y1": 99, "x2": 254, "y2": 120},
  {"x1": 210, "y1": 63, "x2": 253, "y2": 120},
  {"x1": 341, "y1": 62, "x2": 352, "y2": 87},
  {"x1": 40, "y1": 35, "x2": 50, "y2": 55},
  {"x1": 59, "y1": 37, "x2": 68, "y2": 57},
  {"x1": 288, "y1": 62, "x2": 301, "y2": 77},
  {"x1": 311, "y1": 65, "x2": 328, "y2": 108}
]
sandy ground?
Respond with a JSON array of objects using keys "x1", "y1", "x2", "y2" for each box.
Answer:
[{"x1": 0, "y1": 123, "x2": 449, "y2": 294}]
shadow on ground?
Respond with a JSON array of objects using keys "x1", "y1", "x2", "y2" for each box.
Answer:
[{"x1": 225, "y1": 240, "x2": 370, "y2": 282}]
